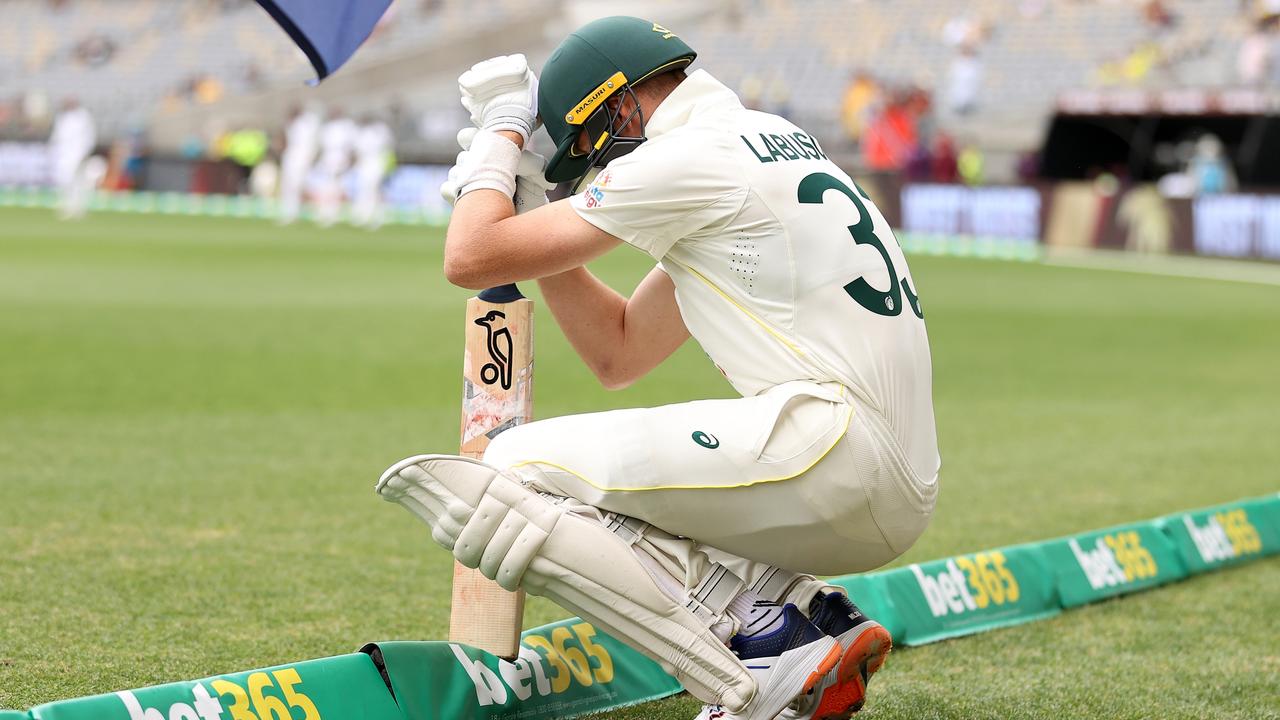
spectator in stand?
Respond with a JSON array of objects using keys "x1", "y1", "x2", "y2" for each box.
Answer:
[
  {"x1": 908, "y1": 88, "x2": 936, "y2": 145},
  {"x1": 316, "y1": 109, "x2": 356, "y2": 227},
  {"x1": 73, "y1": 34, "x2": 116, "y2": 67},
  {"x1": 194, "y1": 75, "x2": 225, "y2": 104},
  {"x1": 48, "y1": 97, "x2": 96, "y2": 219},
  {"x1": 839, "y1": 71, "x2": 879, "y2": 147},
  {"x1": 1142, "y1": 0, "x2": 1177, "y2": 34},
  {"x1": 278, "y1": 104, "x2": 321, "y2": 225},
  {"x1": 1187, "y1": 134, "x2": 1236, "y2": 195},
  {"x1": 352, "y1": 114, "x2": 394, "y2": 229},
  {"x1": 957, "y1": 144, "x2": 984, "y2": 186},
  {"x1": 862, "y1": 90, "x2": 918, "y2": 172},
  {"x1": 945, "y1": 44, "x2": 983, "y2": 116},
  {"x1": 1238, "y1": 20, "x2": 1272, "y2": 85},
  {"x1": 931, "y1": 134, "x2": 959, "y2": 184},
  {"x1": 226, "y1": 126, "x2": 269, "y2": 191}
]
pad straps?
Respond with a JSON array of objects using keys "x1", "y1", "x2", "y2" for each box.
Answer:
[{"x1": 603, "y1": 512, "x2": 745, "y2": 627}]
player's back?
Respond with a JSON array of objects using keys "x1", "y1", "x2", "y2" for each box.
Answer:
[
  {"x1": 572, "y1": 70, "x2": 939, "y2": 484},
  {"x1": 724, "y1": 107, "x2": 938, "y2": 483}
]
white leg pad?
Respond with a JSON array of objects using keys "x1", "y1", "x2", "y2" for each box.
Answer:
[{"x1": 377, "y1": 454, "x2": 757, "y2": 712}]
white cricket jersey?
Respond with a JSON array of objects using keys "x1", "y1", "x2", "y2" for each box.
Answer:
[
  {"x1": 570, "y1": 69, "x2": 939, "y2": 482},
  {"x1": 49, "y1": 107, "x2": 96, "y2": 162},
  {"x1": 284, "y1": 111, "x2": 321, "y2": 166},
  {"x1": 319, "y1": 118, "x2": 357, "y2": 172},
  {"x1": 355, "y1": 121, "x2": 393, "y2": 169}
]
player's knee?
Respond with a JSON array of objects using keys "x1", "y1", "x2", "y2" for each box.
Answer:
[{"x1": 481, "y1": 425, "x2": 531, "y2": 469}]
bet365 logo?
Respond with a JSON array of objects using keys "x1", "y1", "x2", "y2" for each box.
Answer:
[
  {"x1": 1184, "y1": 509, "x2": 1262, "y2": 563},
  {"x1": 453, "y1": 621, "x2": 615, "y2": 706},
  {"x1": 117, "y1": 669, "x2": 320, "y2": 720},
  {"x1": 912, "y1": 551, "x2": 1020, "y2": 618},
  {"x1": 1070, "y1": 531, "x2": 1158, "y2": 590}
]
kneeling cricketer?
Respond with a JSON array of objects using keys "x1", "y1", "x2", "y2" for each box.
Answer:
[{"x1": 378, "y1": 16, "x2": 940, "y2": 720}]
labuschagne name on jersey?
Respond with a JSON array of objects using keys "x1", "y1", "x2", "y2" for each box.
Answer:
[
  {"x1": 1184, "y1": 509, "x2": 1262, "y2": 564},
  {"x1": 453, "y1": 621, "x2": 616, "y2": 706},
  {"x1": 1070, "y1": 531, "x2": 1158, "y2": 590},
  {"x1": 912, "y1": 551, "x2": 1021, "y2": 618},
  {"x1": 739, "y1": 132, "x2": 827, "y2": 164}
]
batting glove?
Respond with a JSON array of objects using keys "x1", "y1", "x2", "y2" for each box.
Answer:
[
  {"x1": 441, "y1": 128, "x2": 550, "y2": 213},
  {"x1": 458, "y1": 54, "x2": 539, "y2": 144},
  {"x1": 440, "y1": 128, "x2": 520, "y2": 206},
  {"x1": 513, "y1": 148, "x2": 553, "y2": 215}
]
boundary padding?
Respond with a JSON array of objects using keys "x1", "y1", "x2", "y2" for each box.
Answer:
[{"x1": 5, "y1": 494, "x2": 1276, "y2": 720}]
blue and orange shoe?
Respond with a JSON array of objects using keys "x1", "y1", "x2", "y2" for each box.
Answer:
[
  {"x1": 782, "y1": 592, "x2": 892, "y2": 719},
  {"x1": 692, "y1": 603, "x2": 842, "y2": 720}
]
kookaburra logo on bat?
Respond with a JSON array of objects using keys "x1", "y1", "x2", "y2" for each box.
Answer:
[{"x1": 474, "y1": 310, "x2": 513, "y2": 389}]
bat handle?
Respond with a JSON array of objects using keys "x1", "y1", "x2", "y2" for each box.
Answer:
[{"x1": 477, "y1": 284, "x2": 525, "y2": 303}]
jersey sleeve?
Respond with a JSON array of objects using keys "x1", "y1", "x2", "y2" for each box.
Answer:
[{"x1": 569, "y1": 134, "x2": 744, "y2": 260}]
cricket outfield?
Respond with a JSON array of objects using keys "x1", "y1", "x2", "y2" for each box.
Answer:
[{"x1": 0, "y1": 209, "x2": 1276, "y2": 719}]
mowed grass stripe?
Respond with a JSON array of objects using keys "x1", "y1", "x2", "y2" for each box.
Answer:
[{"x1": 1, "y1": 209, "x2": 1277, "y2": 718}]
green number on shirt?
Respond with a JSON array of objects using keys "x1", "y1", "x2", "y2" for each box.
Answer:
[{"x1": 797, "y1": 172, "x2": 923, "y2": 319}]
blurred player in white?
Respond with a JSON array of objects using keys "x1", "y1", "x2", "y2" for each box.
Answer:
[
  {"x1": 315, "y1": 109, "x2": 356, "y2": 226},
  {"x1": 379, "y1": 17, "x2": 939, "y2": 720},
  {"x1": 352, "y1": 114, "x2": 393, "y2": 228},
  {"x1": 278, "y1": 104, "x2": 321, "y2": 225},
  {"x1": 48, "y1": 98, "x2": 96, "y2": 219}
]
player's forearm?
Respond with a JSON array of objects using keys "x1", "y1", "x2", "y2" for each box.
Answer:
[
  {"x1": 444, "y1": 189, "x2": 519, "y2": 288},
  {"x1": 536, "y1": 268, "x2": 632, "y2": 387},
  {"x1": 445, "y1": 196, "x2": 621, "y2": 290}
]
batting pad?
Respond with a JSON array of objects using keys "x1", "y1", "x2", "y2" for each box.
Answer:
[{"x1": 376, "y1": 454, "x2": 758, "y2": 712}]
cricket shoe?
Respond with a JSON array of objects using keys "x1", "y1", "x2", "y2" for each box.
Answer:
[
  {"x1": 692, "y1": 604, "x2": 841, "y2": 720},
  {"x1": 778, "y1": 592, "x2": 892, "y2": 720}
]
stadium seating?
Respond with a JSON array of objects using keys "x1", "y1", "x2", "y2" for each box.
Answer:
[{"x1": 0, "y1": 0, "x2": 1256, "y2": 152}]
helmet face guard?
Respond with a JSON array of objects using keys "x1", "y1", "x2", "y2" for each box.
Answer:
[{"x1": 567, "y1": 85, "x2": 646, "y2": 192}]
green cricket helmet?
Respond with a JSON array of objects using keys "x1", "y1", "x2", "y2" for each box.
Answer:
[{"x1": 538, "y1": 16, "x2": 696, "y2": 188}]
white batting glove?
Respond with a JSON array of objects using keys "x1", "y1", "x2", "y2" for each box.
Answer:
[
  {"x1": 442, "y1": 128, "x2": 551, "y2": 214},
  {"x1": 439, "y1": 128, "x2": 521, "y2": 206},
  {"x1": 513, "y1": 149, "x2": 553, "y2": 215},
  {"x1": 458, "y1": 54, "x2": 539, "y2": 144}
]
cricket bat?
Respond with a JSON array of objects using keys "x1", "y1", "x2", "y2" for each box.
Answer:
[{"x1": 450, "y1": 283, "x2": 533, "y2": 660}]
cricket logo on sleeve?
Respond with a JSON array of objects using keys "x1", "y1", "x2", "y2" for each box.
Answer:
[
  {"x1": 582, "y1": 170, "x2": 611, "y2": 209},
  {"x1": 475, "y1": 310, "x2": 514, "y2": 389}
]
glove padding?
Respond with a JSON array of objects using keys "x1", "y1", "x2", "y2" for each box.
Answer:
[
  {"x1": 439, "y1": 129, "x2": 521, "y2": 206},
  {"x1": 443, "y1": 128, "x2": 552, "y2": 214},
  {"x1": 459, "y1": 54, "x2": 539, "y2": 145},
  {"x1": 513, "y1": 148, "x2": 554, "y2": 215}
]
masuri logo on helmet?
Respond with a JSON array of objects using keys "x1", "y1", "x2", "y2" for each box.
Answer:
[{"x1": 538, "y1": 16, "x2": 696, "y2": 190}]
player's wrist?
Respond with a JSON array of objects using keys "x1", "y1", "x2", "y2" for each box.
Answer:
[
  {"x1": 494, "y1": 129, "x2": 526, "y2": 150},
  {"x1": 444, "y1": 130, "x2": 522, "y2": 203}
]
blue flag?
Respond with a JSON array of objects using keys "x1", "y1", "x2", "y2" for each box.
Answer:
[{"x1": 254, "y1": 0, "x2": 394, "y2": 81}]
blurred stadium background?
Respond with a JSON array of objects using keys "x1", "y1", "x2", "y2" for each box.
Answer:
[
  {"x1": 3, "y1": 1, "x2": 1280, "y2": 718},
  {"x1": 2, "y1": 0, "x2": 1279, "y2": 253}
]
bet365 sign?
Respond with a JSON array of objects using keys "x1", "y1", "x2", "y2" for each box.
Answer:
[
  {"x1": 883, "y1": 546, "x2": 1059, "y2": 644},
  {"x1": 1042, "y1": 523, "x2": 1186, "y2": 607},
  {"x1": 1160, "y1": 500, "x2": 1279, "y2": 573}
]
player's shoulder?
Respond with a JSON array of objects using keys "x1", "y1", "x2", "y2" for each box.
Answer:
[
  {"x1": 641, "y1": 120, "x2": 740, "y2": 159},
  {"x1": 607, "y1": 121, "x2": 746, "y2": 191}
]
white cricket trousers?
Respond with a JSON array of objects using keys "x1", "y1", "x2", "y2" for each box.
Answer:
[{"x1": 483, "y1": 380, "x2": 937, "y2": 577}]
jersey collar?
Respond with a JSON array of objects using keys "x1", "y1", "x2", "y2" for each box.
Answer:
[{"x1": 642, "y1": 69, "x2": 743, "y2": 140}]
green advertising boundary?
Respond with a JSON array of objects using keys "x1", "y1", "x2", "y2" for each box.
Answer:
[{"x1": 4, "y1": 493, "x2": 1276, "y2": 719}]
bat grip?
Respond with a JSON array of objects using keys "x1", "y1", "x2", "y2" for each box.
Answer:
[{"x1": 477, "y1": 284, "x2": 525, "y2": 303}]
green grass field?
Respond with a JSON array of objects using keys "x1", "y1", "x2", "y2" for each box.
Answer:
[{"x1": 1, "y1": 208, "x2": 1277, "y2": 719}]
